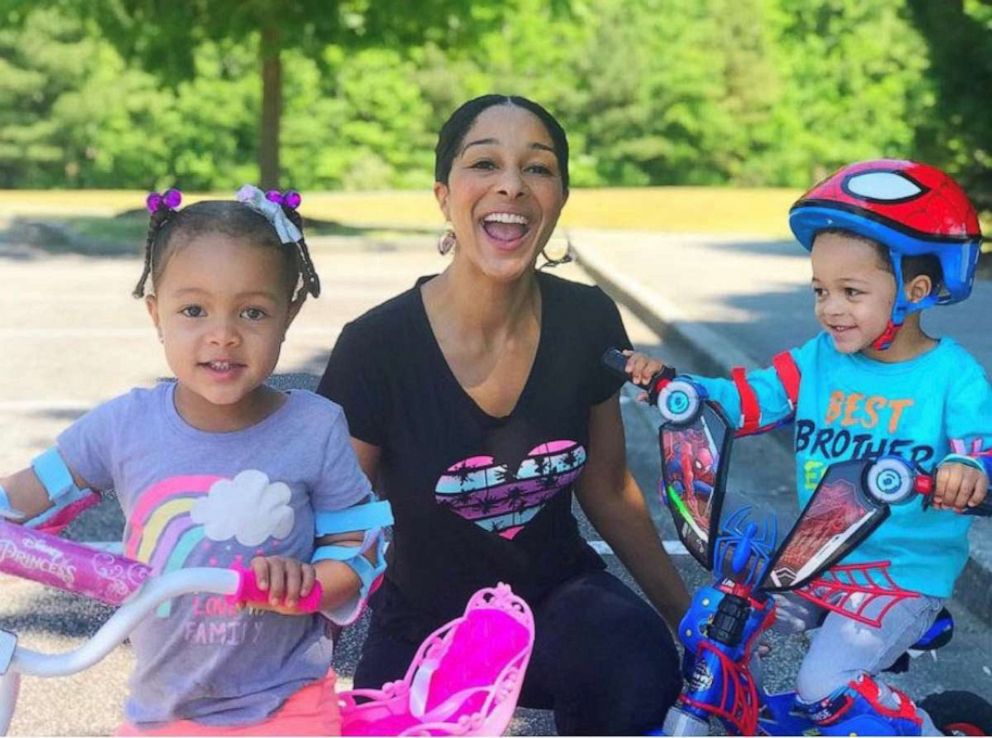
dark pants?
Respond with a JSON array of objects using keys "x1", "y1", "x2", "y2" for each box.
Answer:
[{"x1": 354, "y1": 570, "x2": 682, "y2": 735}]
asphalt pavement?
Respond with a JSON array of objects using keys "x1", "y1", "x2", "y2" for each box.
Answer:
[{"x1": 1, "y1": 225, "x2": 990, "y2": 734}]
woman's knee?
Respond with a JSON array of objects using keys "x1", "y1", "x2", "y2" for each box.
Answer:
[
  {"x1": 537, "y1": 572, "x2": 677, "y2": 662},
  {"x1": 552, "y1": 644, "x2": 680, "y2": 736},
  {"x1": 532, "y1": 572, "x2": 682, "y2": 733}
]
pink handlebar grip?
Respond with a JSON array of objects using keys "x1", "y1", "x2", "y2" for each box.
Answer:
[{"x1": 226, "y1": 564, "x2": 323, "y2": 613}]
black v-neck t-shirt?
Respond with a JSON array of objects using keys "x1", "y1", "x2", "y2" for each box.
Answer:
[{"x1": 318, "y1": 272, "x2": 631, "y2": 640}]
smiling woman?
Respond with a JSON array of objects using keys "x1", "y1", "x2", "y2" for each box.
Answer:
[
  {"x1": 318, "y1": 94, "x2": 690, "y2": 735},
  {"x1": 434, "y1": 101, "x2": 567, "y2": 284}
]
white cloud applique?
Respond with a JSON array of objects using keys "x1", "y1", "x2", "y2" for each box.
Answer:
[{"x1": 191, "y1": 470, "x2": 295, "y2": 546}]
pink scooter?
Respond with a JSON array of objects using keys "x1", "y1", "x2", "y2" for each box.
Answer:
[{"x1": 0, "y1": 519, "x2": 535, "y2": 736}]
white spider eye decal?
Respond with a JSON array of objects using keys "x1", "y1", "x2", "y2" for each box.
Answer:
[{"x1": 845, "y1": 171, "x2": 924, "y2": 201}]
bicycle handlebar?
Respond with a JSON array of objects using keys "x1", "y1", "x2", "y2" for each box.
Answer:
[
  {"x1": 867, "y1": 456, "x2": 992, "y2": 516},
  {"x1": 0, "y1": 519, "x2": 323, "y2": 611},
  {"x1": 0, "y1": 522, "x2": 323, "y2": 735},
  {"x1": 601, "y1": 348, "x2": 676, "y2": 405},
  {"x1": 0, "y1": 520, "x2": 151, "y2": 606},
  {"x1": 601, "y1": 349, "x2": 991, "y2": 517},
  {"x1": 224, "y1": 564, "x2": 322, "y2": 612},
  {"x1": 5, "y1": 566, "x2": 319, "y2": 676},
  {"x1": 915, "y1": 472, "x2": 992, "y2": 517},
  {"x1": 9, "y1": 567, "x2": 240, "y2": 678}
]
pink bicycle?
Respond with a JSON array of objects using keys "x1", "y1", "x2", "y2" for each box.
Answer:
[{"x1": 0, "y1": 519, "x2": 535, "y2": 736}]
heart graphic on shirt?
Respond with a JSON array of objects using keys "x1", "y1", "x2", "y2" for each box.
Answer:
[{"x1": 434, "y1": 440, "x2": 587, "y2": 539}]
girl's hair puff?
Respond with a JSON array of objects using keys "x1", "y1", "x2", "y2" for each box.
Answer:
[{"x1": 133, "y1": 199, "x2": 321, "y2": 301}]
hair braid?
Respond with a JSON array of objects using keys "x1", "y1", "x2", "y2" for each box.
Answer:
[
  {"x1": 133, "y1": 208, "x2": 172, "y2": 297},
  {"x1": 283, "y1": 206, "x2": 321, "y2": 298}
]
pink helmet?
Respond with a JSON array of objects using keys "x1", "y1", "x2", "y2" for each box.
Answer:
[{"x1": 789, "y1": 159, "x2": 983, "y2": 348}]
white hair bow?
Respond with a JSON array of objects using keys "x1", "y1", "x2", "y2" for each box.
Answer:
[{"x1": 235, "y1": 184, "x2": 303, "y2": 245}]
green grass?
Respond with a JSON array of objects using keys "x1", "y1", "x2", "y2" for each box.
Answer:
[
  {"x1": 563, "y1": 187, "x2": 800, "y2": 235},
  {"x1": 66, "y1": 215, "x2": 147, "y2": 243},
  {"x1": 0, "y1": 193, "x2": 434, "y2": 256},
  {"x1": 0, "y1": 187, "x2": 803, "y2": 235},
  {"x1": 1, "y1": 188, "x2": 987, "y2": 251}
]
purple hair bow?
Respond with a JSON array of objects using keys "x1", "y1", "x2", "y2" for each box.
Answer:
[
  {"x1": 264, "y1": 190, "x2": 302, "y2": 210},
  {"x1": 146, "y1": 188, "x2": 182, "y2": 214}
]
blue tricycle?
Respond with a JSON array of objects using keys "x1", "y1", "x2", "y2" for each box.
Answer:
[{"x1": 603, "y1": 350, "x2": 992, "y2": 736}]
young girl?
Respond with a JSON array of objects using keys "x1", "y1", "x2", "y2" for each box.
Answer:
[
  {"x1": 626, "y1": 160, "x2": 990, "y2": 735},
  {"x1": 0, "y1": 186, "x2": 389, "y2": 735}
]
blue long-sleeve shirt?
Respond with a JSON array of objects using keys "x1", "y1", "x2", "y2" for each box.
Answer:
[{"x1": 689, "y1": 333, "x2": 992, "y2": 598}]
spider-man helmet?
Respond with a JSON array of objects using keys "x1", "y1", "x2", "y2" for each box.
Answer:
[{"x1": 789, "y1": 159, "x2": 982, "y2": 313}]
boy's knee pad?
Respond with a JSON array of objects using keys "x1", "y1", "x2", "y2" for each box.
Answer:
[{"x1": 797, "y1": 673, "x2": 925, "y2": 736}]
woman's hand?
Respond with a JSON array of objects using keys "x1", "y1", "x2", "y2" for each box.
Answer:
[
  {"x1": 247, "y1": 555, "x2": 317, "y2": 612},
  {"x1": 933, "y1": 462, "x2": 989, "y2": 511},
  {"x1": 770, "y1": 592, "x2": 820, "y2": 634}
]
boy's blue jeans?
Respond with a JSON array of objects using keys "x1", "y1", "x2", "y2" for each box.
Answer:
[{"x1": 774, "y1": 590, "x2": 943, "y2": 734}]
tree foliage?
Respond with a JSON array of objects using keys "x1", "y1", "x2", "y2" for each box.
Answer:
[
  {"x1": 71, "y1": 0, "x2": 518, "y2": 187},
  {"x1": 0, "y1": 0, "x2": 988, "y2": 211},
  {"x1": 905, "y1": 0, "x2": 992, "y2": 207}
]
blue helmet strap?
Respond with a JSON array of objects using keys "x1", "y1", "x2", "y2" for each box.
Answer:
[
  {"x1": 890, "y1": 254, "x2": 942, "y2": 321},
  {"x1": 871, "y1": 257, "x2": 908, "y2": 351},
  {"x1": 874, "y1": 256, "x2": 940, "y2": 351}
]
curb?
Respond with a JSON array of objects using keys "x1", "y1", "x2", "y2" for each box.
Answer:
[
  {"x1": 573, "y1": 241, "x2": 992, "y2": 626},
  {"x1": 572, "y1": 242, "x2": 761, "y2": 377}
]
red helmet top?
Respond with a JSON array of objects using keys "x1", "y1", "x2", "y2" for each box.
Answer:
[{"x1": 795, "y1": 159, "x2": 980, "y2": 242}]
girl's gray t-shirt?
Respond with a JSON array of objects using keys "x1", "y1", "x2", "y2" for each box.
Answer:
[{"x1": 57, "y1": 383, "x2": 371, "y2": 726}]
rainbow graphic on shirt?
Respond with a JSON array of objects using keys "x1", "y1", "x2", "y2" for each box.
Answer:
[
  {"x1": 124, "y1": 471, "x2": 295, "y2": 616},
  {"x1": 124, "y1": 475, "x2": 217, "y2": 616}
]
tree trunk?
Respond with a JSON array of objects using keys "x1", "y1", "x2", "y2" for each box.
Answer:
[{"x1": 259, "y1": 22, "x2": 282, "y2": 190}]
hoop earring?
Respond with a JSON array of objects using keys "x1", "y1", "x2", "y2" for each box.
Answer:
[
  {"x1": 538, "y1": 231, "x2": 574, "y2": 270},
  {"x1": 437, "y1": 224, "x2": 456, "y2": 255}
]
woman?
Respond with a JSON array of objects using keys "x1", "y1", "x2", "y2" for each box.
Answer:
[{"x1": 318, "y1": 94, "x2": 689, "y2": 735}]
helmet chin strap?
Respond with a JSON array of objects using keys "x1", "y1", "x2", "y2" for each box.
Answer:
[
  {"x1": 871, "y1": 295, "x2": 915, "y2": 351},
  {"x1": 870, "y1": 319, "x2": 902, "y2": 351},
  {"x1": 866, "y1": 267, "x2": 938, "y2": 353}
]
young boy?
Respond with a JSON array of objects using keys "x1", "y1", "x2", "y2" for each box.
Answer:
[{"x1": 627, "y1": 159, "x2": 991, "y2": 735}]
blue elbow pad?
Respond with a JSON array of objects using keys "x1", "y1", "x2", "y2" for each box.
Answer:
[
  {"x1": 33, "y1": 447, "x2": 78, "y2": 502},
  {"x1": 0, "y1": 485, "x2": 19, "y2": 520},
  {"x1": 313, "y1": 497, "x2": 393, "y2": 625},
  {"x1": 16, "y1": 448, "x2": 99, "y2": 533}
]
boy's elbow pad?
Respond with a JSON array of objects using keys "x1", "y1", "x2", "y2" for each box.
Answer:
[{"x1": 312, "y1": 497, "x2": 393, "y2": 625}]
